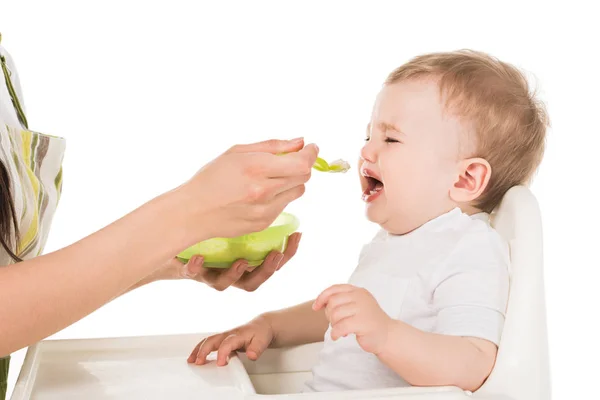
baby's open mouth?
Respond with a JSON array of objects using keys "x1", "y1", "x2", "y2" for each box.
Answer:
[
  {"x1": 365, "y1": 176, "x2": 384, "y2": 195},
  {"x1": 362, "y1": 170, "x2": 384, "y2": 203}
]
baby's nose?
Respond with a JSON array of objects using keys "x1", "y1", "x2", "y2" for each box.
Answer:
[{"x1": 360, "y1": 141, "x2": 377, "y2": 163}]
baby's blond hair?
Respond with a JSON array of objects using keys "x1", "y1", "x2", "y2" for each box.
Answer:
[{"x1": 386, "y1": 50, "x2": 548, "y2": 213}]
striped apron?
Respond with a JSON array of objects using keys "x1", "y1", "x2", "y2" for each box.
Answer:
[{"x1": 0, "y1": 34, "x2": 65, "y2": 399}]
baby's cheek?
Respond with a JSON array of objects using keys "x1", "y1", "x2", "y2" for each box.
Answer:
[{"x1": 387, "y1": 184, "x2": 405, "y2": 203}]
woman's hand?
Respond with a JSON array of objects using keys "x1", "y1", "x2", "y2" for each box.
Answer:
[
  {"x1": 0, "y1": 138, "x2": 315, "y2": 356},
  {"x1": 177, "y1": 138, "x2": 318, "y2": 242},
  {"x1": 137, "y1": 232, "x2": 302, "y2": 292}
]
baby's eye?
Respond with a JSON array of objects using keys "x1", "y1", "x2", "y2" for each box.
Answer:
[
  {"x1": 364, "y1": 137, "x2": 370, "y2": 142},
  {"x1": 385, "y1": 137, "x2": 400, "y2": 143}
]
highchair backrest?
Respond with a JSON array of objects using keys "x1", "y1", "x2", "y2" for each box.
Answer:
[{"x1": 477, "y1": 185, "x2": 551, "y2": 400}]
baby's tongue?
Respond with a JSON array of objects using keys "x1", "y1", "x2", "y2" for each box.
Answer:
[{"x1": 368, "y1": 180, "x2": 383, "y2": 194}]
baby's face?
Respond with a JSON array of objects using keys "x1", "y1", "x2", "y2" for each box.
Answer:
[{"x1": 359, "y1": 79, "x2": 464, "y2": 234}]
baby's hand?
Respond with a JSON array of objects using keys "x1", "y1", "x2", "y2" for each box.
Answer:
[
  {"x1": 313, "y1": 284, "x2": 392, "y2": 355},
  {"x1": 187, "y1": 315, "x2": 274, "y2": 366}
]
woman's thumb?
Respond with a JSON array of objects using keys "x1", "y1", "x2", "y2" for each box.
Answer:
[
  {"x1": 182, "y1": 256, "x2": 204, "y2": 278},
  {"x1": 228, "y1": 138, "x2": 304, "y2": 155}
]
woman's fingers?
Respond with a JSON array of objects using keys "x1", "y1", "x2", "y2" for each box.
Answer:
[
  {"x1": 268, "y1": 184, "x2": 306, "y2": 215},
  {"x1": 264, "y1": 173, "x2": 312, "y2": 198},
  {"x1": 261, "y1": 144, "x2": 319, "y2": 178},
  {"x1": 227, "y1": 138, "x2": 305, "y2": 155},
  {"x1": 211, "y1": 260, "x2": 248, "y2": 291},
  {"x1": 234, "y1": 251, "x2": 282, "y2": 292},
  {"x1": 182, "y1": 256, "x2": 204, "y2": 278},
  {"x1": 186, "y1": 233, "x2": 302, "y2": 292},
  {"x1": 194, "y1": 259, "x2": 248, "y2": 291},
  {"x1": 226, "y1": 138, "x2": 318, "y2": 179},
  {"x1": 280, "y1": 232, "x2": 301, "y2": 268},
  {"x1": 189, "y1": 256, "x2": 278, "y2": 293}
]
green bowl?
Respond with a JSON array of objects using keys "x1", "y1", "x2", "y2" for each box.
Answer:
[{"x1": 177, "y1": 212, "x2": 300, "y2": 268}]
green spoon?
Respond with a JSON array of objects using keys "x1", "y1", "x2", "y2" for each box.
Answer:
[
  {"x1": 312, "y1": 157, "x2": 351, "y2": 173},
  {"x1": 278, "y1": 153, "x2": 350, "y2": 173}
]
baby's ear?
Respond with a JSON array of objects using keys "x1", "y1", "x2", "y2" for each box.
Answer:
[{"x1": 449, "y1": 158, "x2": 491, "y2": 204}]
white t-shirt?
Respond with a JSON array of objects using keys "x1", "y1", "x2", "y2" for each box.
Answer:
[{"x1": 303, "y1": 207, "x2": 510, "y2": 392}]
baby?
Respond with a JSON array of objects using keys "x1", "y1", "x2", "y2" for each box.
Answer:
[{"x1": 188, "y1": 50, "x2": 548, "y2": 393}]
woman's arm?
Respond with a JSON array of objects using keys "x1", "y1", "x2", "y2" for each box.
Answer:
[
  {"x1": 0, "y1": 139, "x2": 318, "y2": 356},
  {"x1": 0, "y1": 190, "x2": 195, "y2": 356}
]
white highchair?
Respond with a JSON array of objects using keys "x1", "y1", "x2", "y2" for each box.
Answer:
[{"x1": 12, "y1": 186, "x2": 550, "y2": 400}]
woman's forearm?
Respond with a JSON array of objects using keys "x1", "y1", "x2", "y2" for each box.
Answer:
[
  {"x1": 0, "y1": 188, "x2": 204, "y2": 356},
  {"x1": 0, "y1": 138, "x2": 318, "y2": 356},
  {"x1": 264, "y1": 300, "x2": 328, "y2": 348}
]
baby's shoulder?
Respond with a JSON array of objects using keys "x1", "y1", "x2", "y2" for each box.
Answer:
[
  {"x1": 455, "y1": 214, "x2": 509, "y2": 260},
  {"x1": 429, "y1": 213, "x2": 510, "y2": 282}
]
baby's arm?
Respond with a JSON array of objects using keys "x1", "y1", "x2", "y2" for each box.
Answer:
[
  {"x1": 377, "y1": 323, "x2": 497, "y2": 391},
  {"x1": 315, "y1": 241, "x2": 508, "y2": 392},
  {"x1": 189, "y1": 300, "x2": 328, "y2": 365},
  {"x1": 380, "y1": 246, "x2": 509, "y2": 391},
  {"x1": 266, "y1": 300, "x2": 329, "y2": 348}
]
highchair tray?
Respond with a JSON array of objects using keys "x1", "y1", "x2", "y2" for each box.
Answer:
[{"x1": 12, "y1": 333, "x2": 516, "y2": 400}]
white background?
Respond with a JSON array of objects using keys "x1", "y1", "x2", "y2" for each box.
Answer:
[{"x1": 1, "y1": 1, "x2": 599, "y2": 399}]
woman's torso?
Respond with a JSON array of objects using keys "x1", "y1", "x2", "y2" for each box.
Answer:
[{"x1": 1, "y1": 36, "x2": 66, "y2": 399}]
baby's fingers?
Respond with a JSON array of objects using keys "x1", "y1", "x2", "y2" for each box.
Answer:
[
  {"x1": 330, "y1": 317, "x2": 355, "y2": 341},
  {"x1": 188, "y1": 339, "x2": 205, "y2": 363},
  {"x1": 328, "y1": 303, "x2": 357, "y2": 326},
  {"x1": 217, "y1": 334, "x2": 248, "y2": 366},
  {"x1": 246, "y1": 336, "x2": 270, "y2": 361},
  {"x1": 313, "y1": 284, "x2": 355, "y2": 311},
  {"x1": 192, "y1": 335, "x2": 224, "y2": 365}
]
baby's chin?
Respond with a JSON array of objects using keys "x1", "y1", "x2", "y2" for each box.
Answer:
[
  {"x1": 365, "y1": 207, "x2": 421, "y2": 235},
  {"x1": 365, "y1": 204, "x2": 391, "y2": 228},
  {"x1": 364, "y1": 197, "x2": 413, "y2": 234}
]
